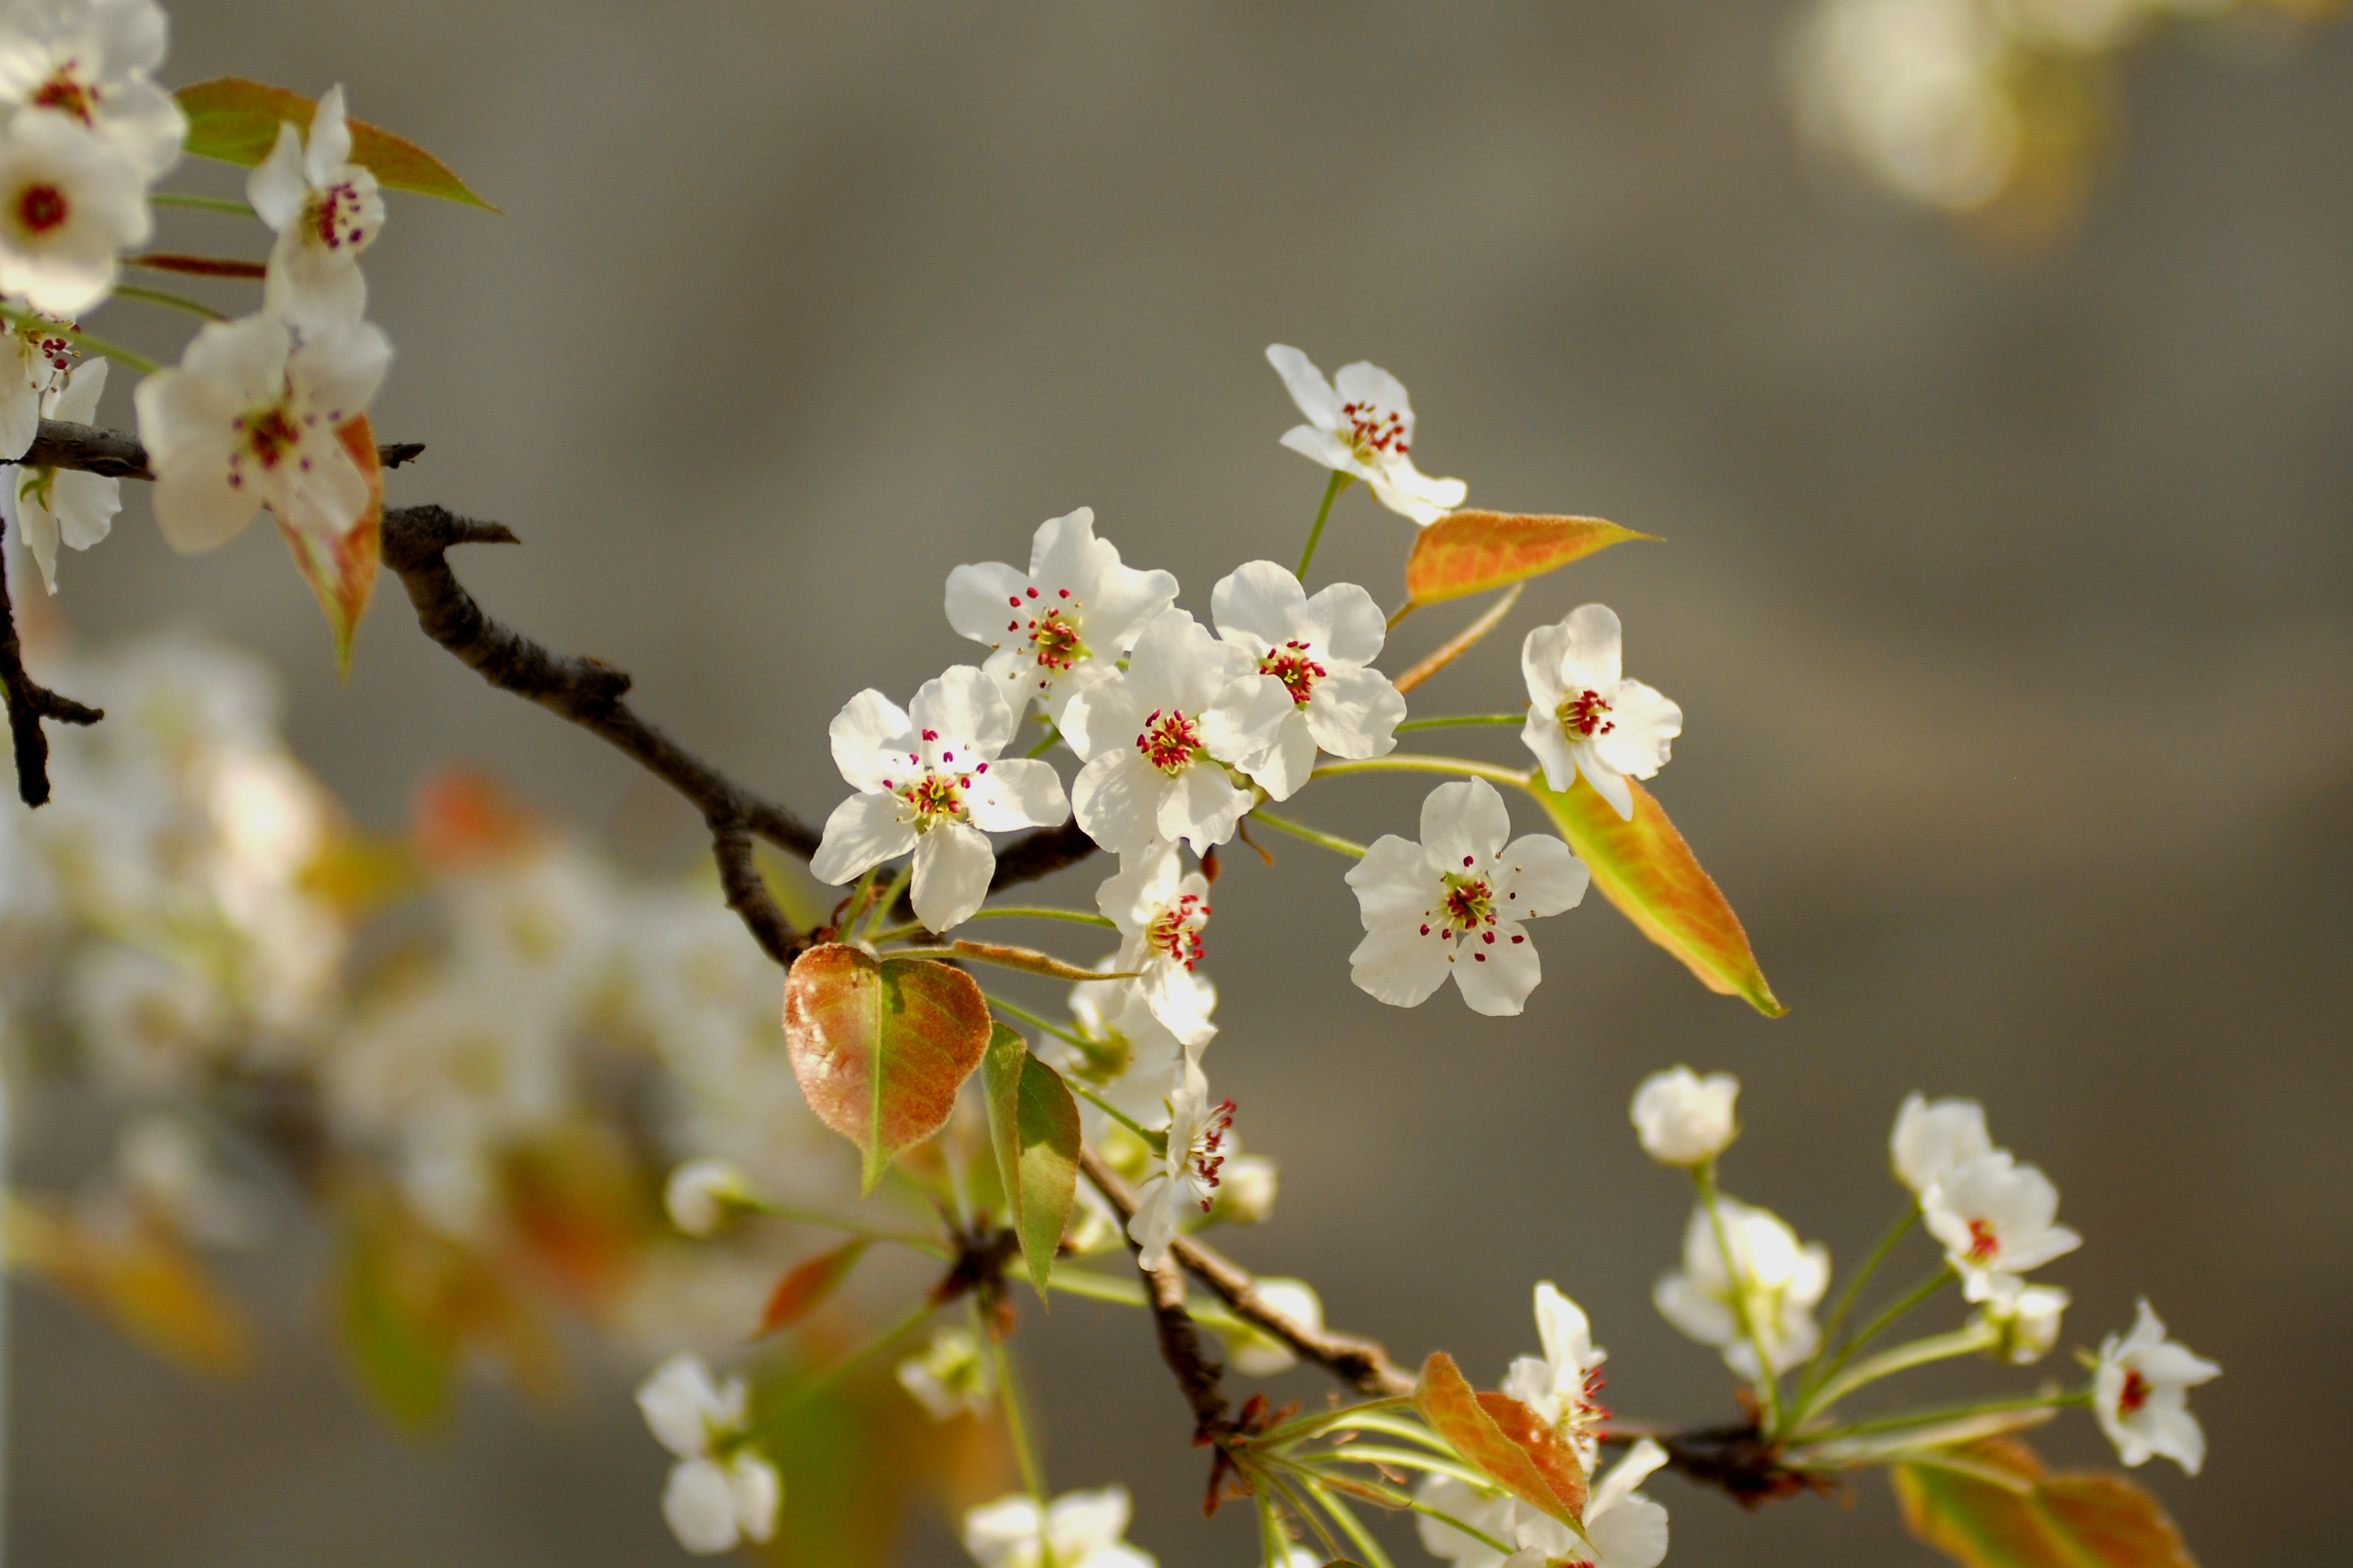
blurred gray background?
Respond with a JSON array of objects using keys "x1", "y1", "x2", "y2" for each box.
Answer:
[{"x1": 16, "y1": 1, "x2": 2352, "y2": 1564}]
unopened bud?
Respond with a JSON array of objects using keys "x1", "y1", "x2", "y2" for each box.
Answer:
[
  {"x1": 1630, "y1": 1067, "x2": 1739, "y2": 1167},
  {"x1": 1223, "y1": 1278, "x2": 1321, "y2": 1377},
  {"x1": 665, "y1": 1158, "x2": 756, "y2": 1237},
  {"x1": 1207, "y1": 1154, "x2": 1278, "y2": 1227},
  {"x1": 1977, "y1": 1284, "x2": 2069, "y2": 1365}
]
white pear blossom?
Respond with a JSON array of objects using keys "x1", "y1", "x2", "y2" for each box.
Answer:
[
  {"x1": 1064, "y1": 955, "x2": 1199, "y2": 1122},
  {"x1": 1265, "y1": 343, "x2": 1467, "y2": 524},
  {"x1": 1220, "y1": 1277, "x2": 1322, "y2": 1376},
  {"x1": 1921, "y1": 1150, "x2": 2081, "y2": 1304},
  {"x1": 1126, "y1": 1056, "x2": 1233, "y2": 1269},
  {"x1": 664, "y1": 1157, "x2": 754, "y2": 1237},
  {"x1": 132, "y1": 309, "x2": 391, "y2": 553},
  {"x1": 1343, "y1": 777, "x2": 1589, "y2": 1017},
  {"x1": 945, "y1": 507, "x2": 1178, "y2": 722},
  {"x1": 1414, "y1": 1473, "x2": 1520, "y2": 1568},
  {"x1": 1520, "y1": 605, "x2": 1682, "y2": 822},
  {"x1": 635, "y1": 1353, "x2": 782, "y2": 1555},
  {"x1": 962, "y1": 1486, "x2": 1155, "y2": 1568},
  {"x1": 896, "y1": 1324, "x2": 995, "y2": 1420},
  {"x1": 2094, "y1": 1300, "x2": 2219, "y2": 1476},
  {"x1": 0, "y1": 302, "x2": 72, "y2": 457},
  {"x1": 4, "y1": 350, "x2": 115, "y2": 590},
  {"x1": 1095, "y1": 841, "x2": 1216, "y2": 1052},
  {"x1": 1890, "y1": 1092, "x2": 1993, "y2": 1196},
  {"x1": 1973, "y1": 1282, "x2": 2069, "y2": 1365},
  {"x1": 0, "y1": 108, "x2": 148, "y2": 313},
  {"x1": 247, "y1": 84, "x2": 384, "y2": 334},
  {"x1": 810, "y1": 666, "x2": 1071, "y2": 934},
  {"x1": 1501, "y1": 1283, "x2": 1610, "y2": 1470},
  {"x1": 0, "y1": 0, "x2": 184, "y2": 178},
  {"x1": 1206, "y1": 559, "x2": 1405, "y2": 799},
  {"x1": 1654, "y1": 1196, "x2": 1830, "y2": 1379},
  {"x1": 1062, "y1": 609, "x2": 1290, "y2": 856},
  {"x1": 1629, "y1": 1067, "x2": 1739, "y2": 1168},
  {"x1": 1418, "y1": 1442, "x2": 1670, "y2": 1568}
]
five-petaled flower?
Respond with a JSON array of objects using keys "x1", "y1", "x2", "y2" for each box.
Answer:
[
  {"x1": 1520, "y1": 604, "x2": 1682, "y2": 822},
  {"x1": 1921, "y1": 1149, "x2": 2081, "y2": 1305},
  {"x1": 1064, "y1": 955, "x2": 1204, "y2": 1123},
  {"x1": 1418, "y1": 1439, "x2": 1671, "y2": 1568},
  {"x1": 3, "y1": 349, "x2": 115, "y2": 590},
  {"x1": 1343, "y1": 777, "x2": 1589, "y2": 1017},
  {"x1": 1653, "y1": 1194, "x2": 1830, "y2": 1379},
  {"x1": 2094, "y1": 1299, "x2": 2219, "y2": 1475},
  {"x1": 1208, "y1": 559, "x2": 1405, "y2": 799},
  {"x1": 248, "y1": 84, "x2": 385, "y2": 333},
  {"x1": 1265, "y1": 343, "x2": 1467, "y2": 524},
  {"x1": 1501, "y1": 1282, "x2": 1612, "y2": 1471},
  {"x1": 1630, "y1": 1066, "x2": 1740, "y2": 1168},
  {"x1": 1095, "y1": 841, "x2": 1217, "y2": 1052},
  {"x1": 0, "y1": 298, "x2": 73, "y2": 458},
  {"x1": 1062, "y1": 607, "x2": 1290, "y2": 856},
  {"x1": 810, "y1": 665, "x2": 1070, "y2": 934},
  {"x1": 961, "y1": 1486, "x2": 1156, "y2": 1568},
  {"x1": 0, "y1": 107, "x2": 147, "y2": 313},
  {"x1": 133, "y1": 309, "x2": 391, "y2": 552},
  {"x1": 1890, "y1": 1092, "x2": 1994, "y2": 1196},
  {"x1": 1127, "y1": 1055, "x2": 1234, "y2": 1269},
  {"x1": 0, "y1": 0, "x2": 184, "y2": 179},
  {"x1": 634, "y1": 1352, "x2": 783, "y2": 1555},
  {"x1": 945, "y1": 506, "x2": 1178, "y2": 723}
]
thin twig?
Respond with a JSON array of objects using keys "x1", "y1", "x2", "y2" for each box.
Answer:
[
  {"x1": 0, "y1": 513, "x2": 102, "y2": 807},
  {"x1": 22, "y1": 418, "x2": 422, "y2": 482}
]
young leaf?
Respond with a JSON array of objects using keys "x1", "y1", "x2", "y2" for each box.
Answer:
[
  {"x1": 174, "y1": 78, "x2": 498, "y2": 209},
  {"x1": 784, "y1": 945, "x2": 995, "y2": 1193},
  {"x1": 275, "y1": 414, "x2": 382, "y2": 680},
  {"x1": 980, "y1": 1022, "x2": 1082, "y2": 1298},
  {"x1": 1531, "y1": 772, "x2": 1785, "y2": 1017},
  {"x1": 1412, "y1": 1350, "x2": 1589, "y2": 1532},
  {"x1": 1893, "y1": 1439, "x2": 2200, "y2": 1568},
  {"x1": 5, "y1": 1194, "x2": 252, "y2": 1377},
  {"x1": 757, "y1": 1240, "x2": 871, "y2": 1337},
  {"x1": 1405, "y1": 511, "x2": 1652, "y2": 606}
]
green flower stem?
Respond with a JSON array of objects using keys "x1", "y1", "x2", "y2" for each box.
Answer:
[
  {"x1": 108, "y1": 283, "x2": 226, "y2": 321},
  {"x1": 0, "y1": 306, "x2": 157, "y2": 375},
  {"x1": 1393, "y1": 714, "x2": 1524, "y2": 732},
  {"x1": 1799, "y1": 1323, "x2": 2002, "y2": 1423},
  {"x1": 987, "y1": 1322, "x2": 1050, "y2": 1505},
  {"x1": 1248, "y1": 809, "x2": 1366, "y2": 859},
  {"x1": 1695, "y1": 1160, "x2": 1783, "y2": 1431},
  {"x1": 783, "y1": 1298, "x2": 936, "y2": 1411},
  {"x1": 1297, "y1": 470, "x2": 1351, "y2": 578},
  {"x1": 1284, "y1": 1462, "x2": 1511, "y2": 1559},
  {"x1": 1266, "y1": 1470, "x2": 1348, "y2": 1564},
  {"x1": 1021, "y1": 1261, "x2": 1258, "y2": 1340},
  {"x1": 1793, "y1": 1386, "x2": 2093, "y2": 1448},
  {"x1": 1261, "y1": 1394, "x2": 1416, "y2": 1445},
  {"x1": 963, "y1": 905, "x2": 1118, "y2": 929},
  {"x1": 1803, "y1": 1206, "x2": 1919, "y2": 1394},
  {"x1": 1784, "y1": 1265, "x2": 1957, "y2": 1434},
  {"x1": 151, "y1": 192, "x2": 258, "y2": 216},
  {"x1": 1254, "y1": 1476, "x2": 1292, "y2": 1568},
  {"x1": 748, "y1": 1201, "x2": 952, "y2": 1257},
  {"x1": 1069, "y1": 1080, "x2": 1164, "y2": 1151},
  {"x1": 1385, "y1": 599, "x2": 1417, "y2": 632},
  {"x1": 1294, "y1": 1474, "x2": 1399, "y2": 1568},
  {"x1": 982, "y1": 992, "x2": 1091, "y2": 1049},
  {"x1": 858, "y1": 865, "x2": 911, "y2": 940},
  {"x1": 1308, "y1": 1444, "x2": 1493, "y2": 1490},
  {"x1": 1310, "y1": 754, "x2": 1534, "y2": 790},
  {"x1": 1024, "y1": 725, "x2": 1062, "y2": 759}
]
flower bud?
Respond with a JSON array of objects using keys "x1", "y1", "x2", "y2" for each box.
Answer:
[
  {"x1": 1207, "y1": 1154, "x2": 1278, "y2": 1227},
  {"x1": 665, "y1": 1158, "x2": 754, "y2": 1237},
  {"x1": 1975, "y1": 1283, "x2": 2069, "y2": 1365},
  {"x1": 1630, "y1": 1067, "x2": 1739, "y2": 1167},
  {"x1": 1890, "y1": 1092, "x2": 1992, "y2": 1196},
  {"x1": 1223, "y1": 1278, "x2": 1322, "y2": 1376}
]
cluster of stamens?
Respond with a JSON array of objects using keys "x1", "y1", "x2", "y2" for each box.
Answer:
[
  {"x1": 30, "y1": 64, "x2": 98, "y2": 126},
  {"x1": 879, "y1": 732, "x2": 985, "y2": 827},
  {"x1": 2117, "y1": 1369, "x2": 2151, "y2": 1415},
  {"x1": 1414, "y1": 850, "x2": 1530, "y2": 964},
  {"x1": 14, "y1": 316, "x2": 76, "y2": 382},
  {"x1": 309, "y1": 181, "x2": 369, "y2": 251},
  {"x1": 1147, "y1": 892, "x2": 1209, "y2": 971},
  {"x1": 1259, "y1": 640, "x2": 1326, "y2": 707},
  {"x1": 1339, "y1": 399, "x2": 1408, "y2": 459},
  {"x1": 14, "y1": 180, "x2": 66, "y2": 236},
  {"x1": 1559, "y1": 687, "x2": 1616, "y2": 738},
  {"x1": 1185, "y1": 1099, "x2": 1236, "y2": 1209},
  {"x1": 1136, "y1": 708, "x2": 1203, "y2": 774},
  {"x1": 1964, "y1": 1218, "x2": 2002, "y2": 1264},
  {"x1": 1003, "y1": 586, "x2": 1087, "y2": 688}
]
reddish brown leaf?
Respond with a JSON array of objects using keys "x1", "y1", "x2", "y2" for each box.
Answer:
[
  {"x1": 1894, "y1": 1439, "x2": 2201, "y2": 1568},
  {"x1": 1413, "y1": 1350, "x2": 1588, "y2": 1530},
  {"x1": 758, "y1": 1240, "x2": 871, "y2": 1336},
  {"x1": 274, "y1": 415, "x2": 382, "y2": 680}
]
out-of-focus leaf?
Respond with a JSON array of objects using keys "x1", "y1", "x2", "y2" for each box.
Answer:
[
  {"x1": 330, "y1": 1182, "x2": 561, "y2": 1433},
  {"x1": 1412, "y1": 1351, "x2": 1588, "y2": 1531},
  {"x1": 1893, "y1": 1438, "x2": 2200, "y2": 1568},
  {"x1": 498, "y1": 1123, "x2": 659, "y2": 1313},
  {"x1": 1404, "y1": 511, "x2": 1651, "y2": 605},
  {"x1": 784, "y1": 946, "x2": 993, "y2": 1192},
  {"x1": 5, "y1": 1193, "x2": 252, "y2": 1377},
  {"x1": 296, "y1": 824, "x2": 423, "y2": 915},
  {"x1": 757, "y1": 1240, "x2": 870, "y2": 1337},
  {"x1": 980, "y1": 1021, "x2": 1081, "y2": 1298},
  {"x1": 411, "y1": 766, "x2": 542, "y2": 869},
  {"x1": 1532, "y1": 772, "x2": 1784, "y2": 1017},
  {"x1": 174, "y1": 78, "x2": 498, "y2": 209},
  {"x1": 274, "y1": 415, "x2": 382, "y2": 681}
]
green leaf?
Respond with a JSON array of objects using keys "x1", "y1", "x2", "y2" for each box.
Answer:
[
  {"x1": 784, "y1": 945, "x2": 994, "y2": 1193},
  {"x1": 1531, "y1": 771, "x2": 1785, "y2": 1017},
  {"x1": 1404, "y1": 511, "x2": 1652, "y2": 606},
  {"x1": 756, "y1": 1240, "x2": 870, "y2": 1336},
  {"x1": 174, "y1": 78, "x2": 498, "y2": 210},
  {"x1": 980, "y1": 1022, "x2": 1081, "y2": 1298},
  {"x1": 1412, "y1": 1351, "x2": 1588, "y2": 1532},
  {"x1": 1893, "y1": 1439, "x2": 2201, "y2": 1568}
]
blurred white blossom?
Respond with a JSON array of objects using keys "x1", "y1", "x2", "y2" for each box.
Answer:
[
  {"x1": 1654, "y1": 1196, "x2": 1830, "y2": 1379},
  {"x1": 2095, "y1": 1299, "x2": 2219, "y2": 1475},
  {"x1": 1630, "y1": 1068, "x2": 1739, "y2": 1168}
]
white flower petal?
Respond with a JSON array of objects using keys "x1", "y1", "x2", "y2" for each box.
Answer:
[
  {"x1": 828, "y1": 688, "x2": 916, "y2": 792},
  {"x1": 247, "y1": 121, "x2": 307, "y2": 230},
  {"x1": 662, "y1": 1458, "x2": 744, "y2": 1554},
  {"x1": 1156, "y1": 760, "x2": 1252, "y2": 852},
  {"x1": 1580, "y1": 751, "x2": 1636, "y2": 821},
  {"x1": 1072, "y1": 750, "x2": 1166, "y2": 856},
  {"x1": 810, "y1": 791, "x2": 917, "y2": 886},
  {"x1": 1420, "y1": 776, "x2": 1512, "y2": 871},
  {"x1": 1278, "y1": 422, "x2": 1374, "y2": 480},
  {"x1": 1591, "y1": 678, "x2": 1681, "y2": 781},
  {"x1": 1309, "y1": 578, "x2": 1389, "y2": 666},
  {"x1": 1302, "y1": 665, "x2": 1404, "y2": 759},
  {"x1": 727, "y1": 1454, "x2": 783, "y2": 1544},
  {"x1": 1209, "y1": 559, "x2": 1308, "y2": 652},
  {"x1": 1564, "y1": 603, "x2": 1625, "y2": 687},
  {"x1": 1347, "y1": 919, "x2": 1452, "y2": 1008},
  {"x1": 1240, "y1": 708, "x2": 1317, "y2": 801},
  {"x1": 911, "y1": 665, "x2": 1016, "y2": 761},
  {"x1": 1346, "y1": 834, "x2": 1437, "y2": 928},
  {"x1": 911, "y1": 822, "x2": 995, "y2": 933},
  {"x1": 1264, "y1": 343, "x2": 1340, "y2": 427},
  {"x1": 946, "y1": 559, "x2": 1031, "y2": 645},
  {"x1": 965, "y1": 755, "x2": 1068, "y2": 832},
  {"x1": 1494, "y1": 834, "x2": 1587, "y2": 919},
  {"x1": 1199, "y1": 671, "x2": 1293, "y2": 768},
  {"x1": 1449, "y1": 919, "x2": 1539, "y2": 1015}
]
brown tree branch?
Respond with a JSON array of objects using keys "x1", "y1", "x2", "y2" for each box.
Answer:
[
  {"x1": 0, "y1": 514, "x2": 102, "y2": 806},
  {"x1": 22, "y1": 418, "x2": 423, "y2": 481}
]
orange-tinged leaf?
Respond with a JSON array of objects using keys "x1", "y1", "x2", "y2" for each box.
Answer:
[
  {"x1": 412, "y1": 767, "x2": 543, "y2": 869},
  {"x1": 1413, "y1": 1351, "x2": 1588, "y2": 1531},
  {"x1": 785, "y1": 946, "x2": 994, "y2": 1193},
  {"x1": 757, "y1": 1240, "x2": 871, "y2": 1336},
  {"x1": 1532, "y1": 772, "x2": 1784, "y2": 1017},
  {"x1": 275, "y1": 415, "x2": 382, "y2": 680},
  {"x1": 498, "y1": 1124, "x2": 659, "y2": 1312},
  {"x1": 1894, "y1": 1439, "x2": 2200, "y2": 1568},
  {"x1": 6, "y1": 1195, "x2": 252, "y2": 1377},
  {"x1": 1405, "y1": 511, "x2": 1652, "y2": 605},
  {"x1": 175, "y1": 78, "x2": 498, "y2": 209}
]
